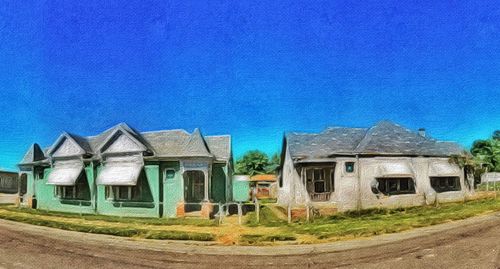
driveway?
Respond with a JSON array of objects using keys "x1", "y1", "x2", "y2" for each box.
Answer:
[{"x1": 0, "y1": 213, "x2": 498, "y2": 269}]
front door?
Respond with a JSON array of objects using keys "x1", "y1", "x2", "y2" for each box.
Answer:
[{"x1": 184, "y1": 171, "x2": 205, "y2": 203}]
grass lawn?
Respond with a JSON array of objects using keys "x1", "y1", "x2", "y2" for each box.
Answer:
[{"x1": 0, "y1": 196, "x2": 499, "y2": 245}]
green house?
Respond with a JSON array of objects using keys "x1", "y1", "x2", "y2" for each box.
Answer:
[{"x1": 18, "y1": 123, "x2": 233, "y2": 218}]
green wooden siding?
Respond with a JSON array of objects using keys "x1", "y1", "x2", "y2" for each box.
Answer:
[
  {"x1": 162, "y1": 162, "x2": 183, "y2": 218},
  {"x1": 211, "y1": 163, "x2": 227, "y2": 203},
  {"x1": 96, "y1": 164, "x2": 160, "y2": 218},
  {"x1": 35, "y1": 165, "x2": 96, "y2": 214},
  {"x1": 19, "y1": 161, "x2": 231, "y2": 218},
  {"x1": 232, "y1": 179, "x2": 250, "y2": 202}
]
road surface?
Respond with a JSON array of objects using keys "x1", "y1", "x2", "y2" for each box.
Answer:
[{"x1": 0, "y1": 213, "x2": 498, "y2": 269}]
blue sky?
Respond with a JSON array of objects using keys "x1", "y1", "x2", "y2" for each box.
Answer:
[{"x1": 0, "y1": 1, "x2": 499, "y2": 171}]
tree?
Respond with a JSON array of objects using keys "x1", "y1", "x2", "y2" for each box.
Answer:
[
  {"x1": 264, "y1": 153, "x2": 281, "y2": 174},
  {"x1": 471, "y1": 134, "x2": 500, "y2": 172},
  {"x1": 493, "y1": 130, "x2": 500, "y2": 141},
  {"x1": 235, "y1": 150, "x2": 270, "y2": 176},
  {"x1": 234, "y1": 151, "x2": 281, "y2": 176}
]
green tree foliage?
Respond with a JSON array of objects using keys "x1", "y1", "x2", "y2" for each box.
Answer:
[
  {"x1": 493, "y1": 130, "x2": 500, "y2": 141},
  {"x1": 471, "y1": 132, "x2": 500, "y2": 172},
  {"x1": 235, "y1": 151, "x2": 280, "y2": 176},
  {"x1": 450, "y1": 131, "x2": 500, "y2": 183}
]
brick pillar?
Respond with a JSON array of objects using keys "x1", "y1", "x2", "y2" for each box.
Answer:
[
  {"x1": 176, "y1": 202, "x2": 185, "y2": 218},
  {"x1": 27, "y1": 196, "x2": 33, "y2": 208},
  {"x1": 201, "y1": 202, "x2": 213, "y2": 219}
]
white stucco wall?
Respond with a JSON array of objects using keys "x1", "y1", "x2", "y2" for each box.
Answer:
[
  {"x1": 277, "y1": 146, "x2": 310, "y2": 206},
  {"x1": 278, "y1": 151, "x2": 471, "y2": 211}
]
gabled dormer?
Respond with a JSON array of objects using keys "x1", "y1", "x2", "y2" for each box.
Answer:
[
  {"x1": 18, "y1": 143, "x2": 46, "y2": 166},
  {"x1": 182, "y1": 128, "x2": 213, "y2": 158},
  {"x1": 97, "y1": 123, "x2": 153, "y2": 156},
  {"x1": 48, "y1": 132, "x2": 92, "y2": 159}
]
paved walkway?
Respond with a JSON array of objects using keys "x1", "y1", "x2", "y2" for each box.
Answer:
[{"x1": 0, "y1": 212, "x2": 499, "y2": 268}]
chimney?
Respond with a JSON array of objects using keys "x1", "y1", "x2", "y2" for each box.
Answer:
[{"x1": 418, "y1": 128, "x2": 426, "y2": 137}]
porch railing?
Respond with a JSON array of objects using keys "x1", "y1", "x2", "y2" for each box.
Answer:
[{"x1": 309, "y1": 192, "x2": 332, "y2": 202}]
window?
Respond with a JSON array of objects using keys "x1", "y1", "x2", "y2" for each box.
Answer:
[
  {"x1": 165, "y1": 169, "x2": 175, "y2": 180},
  {"x1": 430, "y1": 177, "x2": 461, "y2": 193},
  {"x1": 54, "y1": 172, "x2": 90, "y2": 200},
  {"x1": 302, "y1": 165, "x2": 335, "y2": 201},
  {"x1": 345, "y1": 162, "x2": 355, "y2": 173},
  {"x1": 376, "y1": 178, "x2": 415, "y2": 195},
  {"x1": 55, "y1": 186, "x2": 77, "y2": 199},
  {"x1": 105, "y1": 170, "x2": 153, "y2": 203},
  {"x1": 106, "y1": 186, "x2": 142, "y2": 201},
  {"x1": 35, "y1": 167, "x2": 45, "y2": 180}
]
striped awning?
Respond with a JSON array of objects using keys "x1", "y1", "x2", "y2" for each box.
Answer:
[
  {"x1": 47, "y1": 160, "x2": 84, "y2": 186},
  {"x1": 96, "y1": 156, "x2": 143, "y2": 186}
]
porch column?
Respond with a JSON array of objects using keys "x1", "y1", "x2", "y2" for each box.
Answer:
[{"x1": 204, "y1": 170, "x2": 209, "y2": 202}]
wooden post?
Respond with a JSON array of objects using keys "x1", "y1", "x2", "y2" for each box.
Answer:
[
  {"x1": 237, "y1": 202, "x2": 242, "y2": 225},
  {"x1": 495, "y1": 176, "x2": 498, "y2": 199},
  {"x1": 306, "y1": 204, "x2": 310, "y2": 222},
  {"x1": 255, "y1": 199, "x2": 260, "y2": 224},
  {"x1": 79, "y1": 201, "x2": 82, "y2": 217},
  {"x1": 218, "y1": 202, "x2": 223, "y2": 225},
  {"x1": 287, "y1": 203, "x2": 292, "y2": 224}
]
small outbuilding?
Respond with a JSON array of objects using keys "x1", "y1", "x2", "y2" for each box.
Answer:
[{"x1": 249, "y1": 174, "x2": 277, "y2": 199}]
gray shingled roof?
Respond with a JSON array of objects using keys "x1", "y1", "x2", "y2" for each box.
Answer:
[
  {"x1": 19, "y1": 143, "x2": 46, "y2": 165},
  {"x1": 287, "y1": 121, "x2": 464, "y2": 160},
  {"x1": 182, "y1": 128, "x2": 213, "y2": 157},
  {"x1": 19, "y1": 123, "x2": 231, "y2": 165}
]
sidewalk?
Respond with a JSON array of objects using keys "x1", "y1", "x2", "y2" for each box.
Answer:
[{"x1": 1, "y1": 211, "x2": 498, "y2": 256}]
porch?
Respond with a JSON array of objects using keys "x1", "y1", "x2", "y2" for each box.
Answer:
[{"x1": 299, "y1": 163, "x2": 336, "y2": 202}]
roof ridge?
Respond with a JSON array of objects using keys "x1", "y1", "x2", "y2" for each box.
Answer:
[
  {"x1": 353, "y1": 125, "x2": 376, "y2": 152},
  {"x1": 141, "y1": 129, "x2": 190, "y2": 135}
]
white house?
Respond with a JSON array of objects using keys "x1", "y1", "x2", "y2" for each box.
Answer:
[{"x1": 278, "y1": 121, "x2": 473, "y2": 212}]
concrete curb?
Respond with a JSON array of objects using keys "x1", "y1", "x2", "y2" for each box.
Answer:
[{"x1": 0, "y1": 212, "x2": 499, "y2": 256}]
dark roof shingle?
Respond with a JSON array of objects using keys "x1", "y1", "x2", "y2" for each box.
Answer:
[
  {"x1": 19, "y1": 124, "x2": 231, "y2": 165},
  {"x1": 287, "y1": 121, "x2": 464, "y2": 160}
]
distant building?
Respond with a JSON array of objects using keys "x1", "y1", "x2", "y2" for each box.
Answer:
[
  {"x1": 0, "y1": 171, "x2": 18, "y2": 194},
  {"x1": 250, "y1": 174, "x2": 277, "y2": 199},
  {"x1": 0, "y1": 170, "x2": 18, "y2": 204},
  {"x1": 482, "y1": 172, "x2": 500, "y2": 183},
  {"x1": 278, "y1": 121, "x2": 473, "y2": 212},
  {"x1": 18, "y1": 123, "x2": 232, "y2": 218}
]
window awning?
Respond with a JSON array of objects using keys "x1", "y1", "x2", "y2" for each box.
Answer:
[
  {"x1": 429, "y1": 162, "x2": 461, "y2": 177},
  {"x1": 96, "y1": 156, "x2": 143, "y2": 186},
  {"x1": 377, "y1": 162, "x2": 415, "y2": 178},
  {"x1": 47, "y1": 160, "x2": 84, "y2": 186}
]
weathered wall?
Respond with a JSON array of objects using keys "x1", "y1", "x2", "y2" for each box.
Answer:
[
  {"x1": 277, "y1": 146, "x2": 310, "y2": 207},
  {"x1": 279, "y1": 153, "x2": 470, "y2": 211}
]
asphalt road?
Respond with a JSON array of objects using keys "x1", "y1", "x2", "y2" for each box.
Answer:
[{"x1": 0, "y1": 214, "x2": 498, "y2": 269}]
